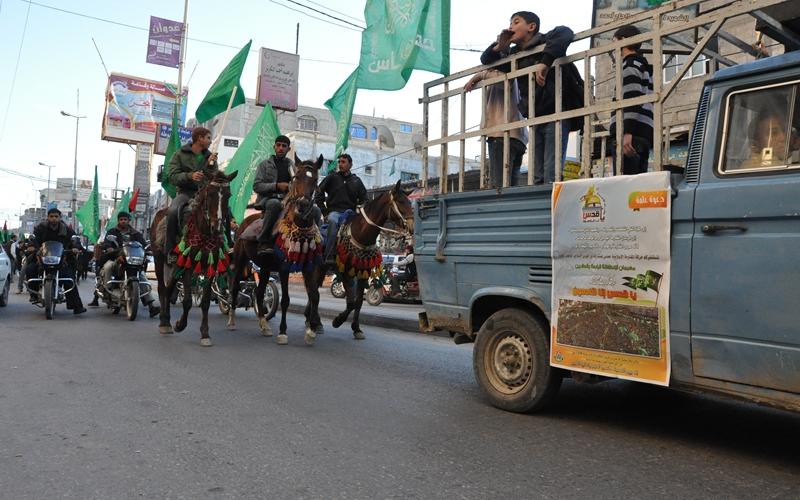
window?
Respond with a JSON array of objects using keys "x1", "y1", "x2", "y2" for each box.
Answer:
[
  {"x1": 364, "y1": 165, "x2": 374, "y2": 175},
  {"x1": 663, "y1": 54, "x2": 708, "y2": 83},
  {"x1": 399, "y1": 123, "x2": 413, "y2": 133},
  {"x1": 297, "y1": 115, "x2": 317, "y2": 131},
  {"x1": 370, "y1": 127, "x2": 378, "y2": 140},
  {"x1": 400, "y1": 171, "x2": 419, "y2": 181},
  {"x1": 719, "y1": 81, "x2": 800, "y2": 173},
  {"x1": 350, "y1": 123, "x2": 367, "y2": 139}
]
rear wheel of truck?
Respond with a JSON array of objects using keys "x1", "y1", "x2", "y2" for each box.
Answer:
[{"x1": 474, "y1": 308, "x2": 562, "y2": 413}]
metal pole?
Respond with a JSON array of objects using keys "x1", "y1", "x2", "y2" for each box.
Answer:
[
  {"x1": 72, "y1": 88, "x2": 80, "y2": 229},
  {"x1": 295, "y1": 22, "x2": 299, "y2": 55}
]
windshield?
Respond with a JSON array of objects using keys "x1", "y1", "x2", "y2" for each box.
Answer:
[{"x1": 41, "y1": 240, "x2": 64, "y2": 257}]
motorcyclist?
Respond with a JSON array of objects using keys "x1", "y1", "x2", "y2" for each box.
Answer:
[
  {"x1": 89, "y1": 211, "x2": 160, "y2": 317},
  {"x1": 389, "y1": 244, "x2": 416, "y2": 297},
  {"x1": 25, "y1": 207, "x2": 86, "y2": 314}
]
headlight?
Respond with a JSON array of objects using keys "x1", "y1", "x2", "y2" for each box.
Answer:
[
  {"x1": 126, "y1": 256, "x2": 144, "y2": 266},
  {"x1": 42, "y1": 256, "x2": 60, "y2": 265}
]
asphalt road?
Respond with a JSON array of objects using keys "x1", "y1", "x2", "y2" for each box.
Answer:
[{"x1": 1, "y1": 281, "x2": 798, "y2": 499}]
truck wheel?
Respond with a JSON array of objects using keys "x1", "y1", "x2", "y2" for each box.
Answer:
[{"x1": 473, "y1": 308, "x2": 562, "y2": 413}]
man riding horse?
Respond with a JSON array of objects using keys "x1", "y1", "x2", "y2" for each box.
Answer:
[
  {"x1": 253, "y1": 135, "x2": 294, "y2": 255},
  {"x1": 164, "y1": 127, "x2": 220, "y2": 265}
]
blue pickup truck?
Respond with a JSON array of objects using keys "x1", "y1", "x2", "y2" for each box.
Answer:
[{"x1": 414, "y1": 50, "x2": 800, "y2": 414}]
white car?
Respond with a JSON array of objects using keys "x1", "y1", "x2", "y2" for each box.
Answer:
[{"x1": 0, "y1": 245, "x2": 11, "y2": 307}]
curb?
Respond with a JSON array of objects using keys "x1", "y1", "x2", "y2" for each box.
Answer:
[{"x1": 287, "y1": 302, "x2": 422, "y2": 333}]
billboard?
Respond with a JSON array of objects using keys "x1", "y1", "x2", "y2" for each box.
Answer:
[
  {"x1": 147, "y1": 16, "x2": 184, "y2": 68},
  {"x1": 591, "y1": 0, "x2": 696, "y2": 48},
  {"x1": 154, "y1": 123, "x2": 193, "y2": 156},
  {"x1": 256, "y1": 48, "x2": 299, "y2": 111},
  {"x1": 102, "y1": 73, "x2": 187, "y2": 144}
]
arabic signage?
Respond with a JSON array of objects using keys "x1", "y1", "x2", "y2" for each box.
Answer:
[
  {"x1": 133, "y1": 144, "x2": 152, "y2": 217},
  {"x1": 550, "y1": 172, "x2": 672, "y2": 386},
  {"x1": 591, "y1": 0, "x2": 696, "y2": 47},
  {"x1": 256, "y1": 47, "x2": 299, "y2": 111},
  {"x1": 102, "y1": 73, "x2": 188, "y2": 145},
  {"x1": 153, "y1": 123, "x2": 192, "y2": 155},
  {"x1": 146, "y1": 16, "x2": 183, "y2": 68}
]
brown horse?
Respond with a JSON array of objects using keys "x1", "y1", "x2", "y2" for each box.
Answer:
[
  {"x1": 228, "y1": 154, "x2": 325, "y2": 345},
  {"x1": 149, "y1": 169, "x2": 238, "y2": 346},
  {"x1": 331, "y1": 180, "x2": 414, "y2": 339}
]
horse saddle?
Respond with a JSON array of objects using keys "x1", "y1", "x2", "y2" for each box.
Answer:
[{"x1": 239, "y1": 218, "x2": 263, "y2": 242}]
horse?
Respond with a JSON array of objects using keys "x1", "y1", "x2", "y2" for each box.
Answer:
[
  {"x1": 331, "y1": 180, "x2": 414, "y2": 339},
  {"x1": 149, "y1": 169, "x2": 238, "y2": 346},
  {"x1": 227, "y1": 153, "x2": 325, "y2": 346}
]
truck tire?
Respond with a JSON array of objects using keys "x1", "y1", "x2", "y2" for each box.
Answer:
[{"x1": 473, "y1": 308, "x2": 562, "y2": 413}]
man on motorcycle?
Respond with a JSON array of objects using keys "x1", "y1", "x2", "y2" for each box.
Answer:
[
  {"x1": 88, "y1": 211, "x2": 160, "y2": 317},
  {"x1": 389, "y1": 244, "x2": 416, "y2": 298},
  {"x1": 25, "y1": 207, "x2": 86, "y2": 314}
]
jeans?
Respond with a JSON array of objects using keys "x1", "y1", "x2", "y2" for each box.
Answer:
[
  {"x1": 324, "y1": 211, "x2": 345, "y2": 262},
  {"x1": 534, "y1": 121, "x2": 570, "y2": 185},
  {"x1": 488, "y1": 137, "x2": 527, "y2": 188},
  {"x1": 165, "y1": 192, "x2": 191, "y2": 256}
]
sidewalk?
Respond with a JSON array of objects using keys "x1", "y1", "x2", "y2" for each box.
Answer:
[{"x1": 285, "y1": 283, "x2": 423, "y2": 333}]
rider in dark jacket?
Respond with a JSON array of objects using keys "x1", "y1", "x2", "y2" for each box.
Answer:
[{"x1": 314, "y1": 154, "x2": 367, "y2": 264}]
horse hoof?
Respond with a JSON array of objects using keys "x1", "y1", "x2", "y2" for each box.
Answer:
[
  {"x1": 353, "y1": 330, "x2": 365, "y2": 340},
  {"x1": 159, "y1": 325, "x2": 174, "y2": 335},
  {"x1": 174, "y1": 320, "x2": 187, "y2": 333},
  {"x1": 276, "y1": 334, "x2": 288, "y2": 345},
  {"x1": 259, "y1": 317, "x2": 272, "y2": 337},
  {"x1": 200, "y1": 338, "x2": 213, "y2": 347},
  {"x1": 226, "y1": 321, "x2": 236, "y2": 331},
  {"x1": 332, "y1": 316, "x2": 344, "y2": 329},
  {"x1": 304, "y1": 327, "x2": 316, "y2": 346},
  {"x1": 316, "y1": 324, "x2": 325, "y2": 335}
]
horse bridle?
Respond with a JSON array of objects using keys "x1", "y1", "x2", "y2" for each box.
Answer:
[
  {"x1": 203, "y1": 179, "x2": 231, "y2": 231},
  {"x1": 287, "y1": 166, "x2": 316, "y2": 221},
  {"x1": 359, "y1": 191, "x2": 412, "y2": 236}
]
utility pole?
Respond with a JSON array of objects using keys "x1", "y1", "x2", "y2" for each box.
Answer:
[
  {"x1": 37, "y1": 162, "x2": 55, "y2": 206},
  {"x1": 61, "y1": 89, "x2": 85, "y2": 229}
]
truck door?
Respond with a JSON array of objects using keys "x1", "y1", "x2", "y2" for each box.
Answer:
[{"x1": 691, "y1": 81, "x2": 800, "y2": 393}]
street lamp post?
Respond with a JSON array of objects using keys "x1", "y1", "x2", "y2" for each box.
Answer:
[
  {"x1": 37, "y1": 162, "x2": 55, "y2": 207},
  {"x1": 61, "y1": 89, "x2": 86, "y2": 229}
]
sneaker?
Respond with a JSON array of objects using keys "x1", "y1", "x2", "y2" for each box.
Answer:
[
  {"x1": 29, "y1": 294, "x2": 38, "y2": 303},
  {"x1": 73, "y1": 307, "x2": 87, "y2": 315},
  {"x1": 148, "y1": 304, "x2": 161, "y2": 318}
]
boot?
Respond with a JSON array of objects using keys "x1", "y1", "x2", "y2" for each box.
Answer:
[
  {"x1": 148, "y1": 302, "x2": 161, "y2": 318},
  {"x1": 88, "y1": 292, "x2": 99, "y2": 307}
]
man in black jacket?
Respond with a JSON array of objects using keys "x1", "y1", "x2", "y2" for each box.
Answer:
[
  {"x1": 481, "y1": 11, "x2": 575, "y2": 184},
  {"x1": 252, "y1": 135, "x2": 293, "y2": 255},
  {"x1": 26, "y1": 207, "x2": 85, "y2": 314},
  {"x1": 314, "y1": 154, "x2": 367, "y2": 264}
]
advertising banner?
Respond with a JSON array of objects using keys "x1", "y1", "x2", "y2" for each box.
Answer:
[
  {"x1": 550, "y1": 172, "x2": 671, "y2": 386},
  {"x1": 133, "y1": 144, "x2": 152, "y2": 215},
  {"x1": 256, "y1": 48, "x2": 299, "y2": 111},
  {"x1": 154, "y1": 123, "x2": 192, "y2": 155},
  {"x1": 147, "y1": 16, "x2": 183, "y2": 68},
  {"x1": 591, "y1": 0, "x2": 696, "y2": 48},
  {"x1": 102, "y1": 73, "x2": 187, "y2": 144}
]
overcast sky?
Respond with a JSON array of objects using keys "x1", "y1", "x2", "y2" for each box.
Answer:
[{"x1": 0, "y1": 0, "x2": 593, "y2": 225}]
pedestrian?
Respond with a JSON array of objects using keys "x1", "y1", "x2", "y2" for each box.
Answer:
[
  {"x1": 314, "y1": 154, "x2": 367, "y2": 265},
  {"x1": 252, "y1": 135, "x2": 294, "y2": 255},
  {"x1": 164, "y1": 127, "x2": 219, "y2": 264},
  {"x1": 480, "y1": 11, "x2": 582, "y2": 184},
  {"x1": 6, "y1": 234, "x2": 18, "y2": 281},
  {"x1": 608, "y1": 24, "x2": 654, "y2": 175},
  {"x1": 17, "y1": 236, "x2": 35, "y2": 294},
  {"x1": 26, "y1": 208, "x2": 86, "y2": 314},
  {"x1": 465, "y1": 69, "x2": 528, "y2": 187}
]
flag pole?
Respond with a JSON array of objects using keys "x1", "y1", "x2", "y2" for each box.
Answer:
[
  {"x1": 211, "y1": 85, "x2": 238, "y2": 155},
  {"x1": 164, "y1": 0, "x2": 190, "y2": 208}
]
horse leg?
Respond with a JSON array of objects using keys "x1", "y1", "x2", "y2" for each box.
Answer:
[
  {"x1": 227, "y1": 263, "x2": 243, "y2": 331},
  {"x1": 199, "y1": 281, "x2": 213, "y2": 347},
  {"x1": 332, "y1": 275, "x2": 354, "y2": 329},
  {"x1": 254, "y1": 274, "x2": 272, "y2": 337},
  {"x1": 276, "y1": 267, "x2": 290, "y2": 345},
  {"x1": 302, "y1": 271, "x2": 320, "y2": 346},
  {"x1": 157, "y1": 254, "x2": 173, "y2": 335},
  {"x1": 174, "y1": 271, "x2": 192, "y2": 333},
  {"x1": 351, "y1": 278, "x2": 367, "y2": 340}
]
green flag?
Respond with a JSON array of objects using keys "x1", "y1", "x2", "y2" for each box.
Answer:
[
  {"x1": 195, "y1": 40, "x2": 252, "y2": 123},
  {"x1": 357, "y1": 0, "x2": 450, "y2": 90},
  {"x1": 75, "y1": 166, "x2": 100, "y2": 243},
  {"x1": 161, "y1": 104, "x2": 181, "y2": 198},
  {"x1": 109, "y1": 189, "x2": 133, "y2": 228},
  {"x1": 324, "y1": 69, "x2": 359, "y2": 173},
  {"x1": 224, "y1": 103, "x2": 281, "y2": 223}
]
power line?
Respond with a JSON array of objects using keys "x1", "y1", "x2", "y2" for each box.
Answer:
[
  {"x1": 279, "y1": 0, "x2": 364, "y2": 30},
  {"x1": 267, "y1": 0, "x2": 362, "y2": 32},
  {"x1": 0, "y1": 0, "x2": 32, "y2": 144},
  {"x1": 302, "y1": 0, "x2": 363, "y2": 24}
]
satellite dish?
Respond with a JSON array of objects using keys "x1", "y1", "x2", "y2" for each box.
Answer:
[{"x1": 376, "y1": 125, "x2": 395, "y2": 149}]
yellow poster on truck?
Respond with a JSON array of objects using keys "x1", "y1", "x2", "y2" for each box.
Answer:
[{"x1": 550, "y1": 172, "x2": 671, "y2": 386}]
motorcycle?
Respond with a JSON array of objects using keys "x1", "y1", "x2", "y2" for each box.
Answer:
[
  {"x1": 213, "y1": 261, "x2": 279, "y2": 320},
  {"x1": 364, "y1": 266, "x2": 420, "y2": 306},
  {"x1": 26, "y1": 241, "x2": 75, "y2": 320},
  {"x1": 329, "y1": 266, "x2": 391, "y2": 306},
  {"x1": 95, "y1": 240, "x2": 151, "y2": 321}
]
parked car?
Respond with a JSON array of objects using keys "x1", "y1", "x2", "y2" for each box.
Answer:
[{"x1": 0, "y1": 245, "x2": 10, "y2": 307}]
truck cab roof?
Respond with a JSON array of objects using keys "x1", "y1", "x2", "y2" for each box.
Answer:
[{"x1": 706, "y1": 50, "x2": 800, "y2": 85}]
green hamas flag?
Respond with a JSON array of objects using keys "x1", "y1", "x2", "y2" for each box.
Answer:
[
  {"x1": 161, "y1": 103, "x2": 182, "y2": 198},
  {"x1": 109, "y1": 189, "x2": 132, "y2": 228},
  {"x1": 195, "y1": 40, "x2": 252, "y2": 123},
  {"x1": 76, "y1": 166, "x2": 100, "y2": 243},
  {"x1": 225, "y1": 103, "x2": 281, "y2": 223},
  {"x1": 357, "y1": 0, "x2": 450, "y2": 90},
  {"x1": 324, "y1": 69, "x2": 359, "y2": 173}
]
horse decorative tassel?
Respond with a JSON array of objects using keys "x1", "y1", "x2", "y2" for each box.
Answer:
[
  {"x1": 274, "y1": 218, "x2": 323, "y2": 273},
  {"x1": 174, "y1": 217, "x2": 230, "y2": 279},
  {"x1": 335, "y1": 223, "x2": 383, "y2": 280}
]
